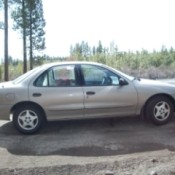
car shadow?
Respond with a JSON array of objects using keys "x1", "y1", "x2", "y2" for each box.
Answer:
[{"x1": 0, "y1": 116, "x2": 175, "y2": 157}]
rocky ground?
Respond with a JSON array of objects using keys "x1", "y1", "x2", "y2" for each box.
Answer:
[
  {"x1": 1, "y1": 150, "x2": 175, "y2": 175},
  {"x1": 0, "y1": 116, "x2": 175, "y2": 175}
]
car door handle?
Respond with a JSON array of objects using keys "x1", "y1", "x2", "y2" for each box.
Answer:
[
  {"x1": 33, "y1": 93, "x2": 42, "y2": 97},
  {"x1": 86, "y1": 91, "x2": 95, "y2": 95}
]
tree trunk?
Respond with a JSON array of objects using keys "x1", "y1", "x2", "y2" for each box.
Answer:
[
  {"x1": 22, "y1": 0, "x2": 27, "y2": 73},
  {"x1": 29, "y1": 6, "x2": 33, "y2": 70},
  {"x1": 4, "y1": 0, "x2": 8, "y2": 81}
]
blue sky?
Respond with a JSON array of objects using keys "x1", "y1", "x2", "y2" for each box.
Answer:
[{"x1": 1, "y1": 0, "x2": 175, "y2": 59}]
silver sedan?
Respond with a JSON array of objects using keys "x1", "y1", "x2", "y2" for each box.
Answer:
[{"x1": 0, "y1": 61, "x2": 175, "y2": 134}]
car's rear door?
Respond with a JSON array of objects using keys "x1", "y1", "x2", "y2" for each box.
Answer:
[
  {"x1": 29, "y1": 64, "x2": 84, "y2": 120},
  {"x1": 80, "y1": 64, "x2": 138, "y2": 118}
]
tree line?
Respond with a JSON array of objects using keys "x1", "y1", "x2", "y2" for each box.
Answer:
[
  {"x1": 1, "y1": 40, "x2": 175, "y2": 81},
  {"x1": 69, "y1": 41, "x2": 175, "y2": 79}
]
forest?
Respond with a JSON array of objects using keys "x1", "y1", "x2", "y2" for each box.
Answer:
[
  {"x1": 1, "y1": 0, "x2": 175, "y2": 81},
  {"x1": 1, "y1": 42, "x2": 175, "y2": 81},
  {"x1": 69, "y1": 41, "x2": 175, "y2": 79}
]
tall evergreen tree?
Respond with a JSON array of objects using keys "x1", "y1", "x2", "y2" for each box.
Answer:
[
  {"x1": 27, "y1": 0, "x2": 45, "y2": 69},
  {"x1": 22, "y1": 0, "x2": 27, "y2": 72},
  {"x1": 0, "y1": 0, "x2": 14, "y2": 80},
  {"x1": 96, "y1": 40, "x2": 103, "y2": 54},
  {"x1": 4, "y1": 0, "x2": 9, "y2": 81},
  {"x1": 92, "y1": 46, "x2": 96, "y2": 55},
  {"x1": 11, "y1": 0, "x2": 27, "y2": 72},
  {"x1": 11, "y1": 0, "x2": 45, "y2": 71}
]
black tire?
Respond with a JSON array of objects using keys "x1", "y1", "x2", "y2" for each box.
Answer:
[
  {"x1": 13, "y1": 105, "x2": 44, "y2": 134},
  {"x1": 146, "y1": 96, "x2": 174, "y2": 125}
]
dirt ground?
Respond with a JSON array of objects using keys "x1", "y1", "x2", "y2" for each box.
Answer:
[{"x1": 0, "y1": 116, "x2": 175, "y2": 175}]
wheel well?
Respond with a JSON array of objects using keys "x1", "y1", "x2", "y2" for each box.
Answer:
[
  {"x1": 142, "y1": 94, "x2": 175, "y2": 118},
  {"x1": 10, "y1": 102, "x2": 47, "y2": 121}
]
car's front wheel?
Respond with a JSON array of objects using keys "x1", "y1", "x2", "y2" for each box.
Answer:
[
  {"x1": 146, "y1": 96, "x2": 174, "y2": 125},
  {"x1": 13, "y1": 105, "x2": 44, "y2": 134}
]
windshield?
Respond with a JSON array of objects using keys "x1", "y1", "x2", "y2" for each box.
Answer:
[
  {"x1": 103, "y1": 64, "x2": 134, "y2": 80},
  {"x1": 13, "y1": 67, "x2": 41, "y2": 84},
  {"x1": 115, "y1": 69, "x2": 134, "y2": 80}
]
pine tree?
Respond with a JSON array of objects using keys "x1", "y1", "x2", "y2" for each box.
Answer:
[
  {"x1": 96, "y1": 40, "x2": 103, "y2": 54},
  {"x1": 4, "y1": 0, "x2": 9, "y2": 80},
  {"x1": 11, "y1": 0, "x2": 45, "y2": 71},
  {"x1": 27, "y1": 0, "x2": 45, "y2": 69}
]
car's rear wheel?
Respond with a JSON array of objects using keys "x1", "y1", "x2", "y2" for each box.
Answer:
[
  {"x1": 146, "y1": 96, "x2": 174, "y2": 125},
  {"x1": 13, "y1": 105, "x2": 44, "y2": 134}
]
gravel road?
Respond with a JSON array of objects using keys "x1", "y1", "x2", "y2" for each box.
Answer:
[{"x1": 1, "y1": 116, "x2": 175, "y2": 175}]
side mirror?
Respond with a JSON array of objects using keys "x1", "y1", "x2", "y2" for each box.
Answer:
[{"x1": 119, "y1": 78, "x2": 128, "y2": 86}]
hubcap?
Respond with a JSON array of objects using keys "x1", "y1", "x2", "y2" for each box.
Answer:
[
  {"x1": 18, "y1": 110, "x2": 38, "y2": 130},
  {"x1": 154, "y1": 101, "x2": 170, "y2": 121}
]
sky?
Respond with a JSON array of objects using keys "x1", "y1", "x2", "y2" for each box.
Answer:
[{"x1": 1, "y1": 0, "x2": 175, "y2": 59}]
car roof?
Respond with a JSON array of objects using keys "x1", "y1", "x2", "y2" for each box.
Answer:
[{"x1": 40, "y1": 61, "x2": 104, "y2": 69}]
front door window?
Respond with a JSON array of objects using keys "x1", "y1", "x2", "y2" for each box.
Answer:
[{"x1": 81, "y1": 64, "x2": 120, "y2": 86}]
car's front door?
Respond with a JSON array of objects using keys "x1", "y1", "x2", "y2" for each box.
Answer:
[
  {"x1": 29, "y1": 64, "x2": 84, "y2": 120},
  {"x1": 80, "y1": 64, "x2": 138, "y2": 118}
]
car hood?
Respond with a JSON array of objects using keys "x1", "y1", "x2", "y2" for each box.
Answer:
[{"x1": 135, "y1": 78, "x2": 175, "y2": 88}]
